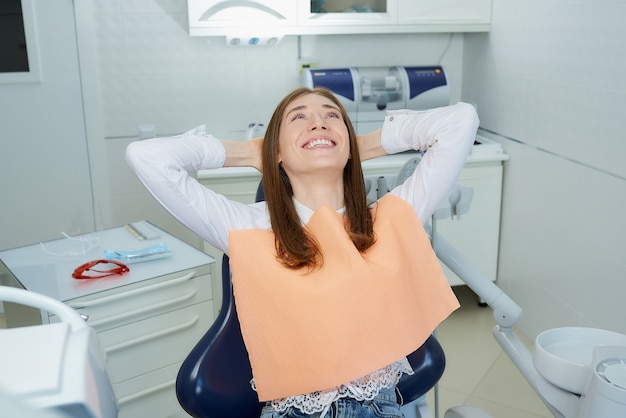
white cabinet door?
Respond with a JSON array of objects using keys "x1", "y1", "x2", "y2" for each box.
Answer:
[
  {"x1": 188, "y1": 0, "x2": 298, "y2": 36},
  {"x1": 297, "y1": 0, "x2": 397, "y2": 32},
  {"x1": 398, "y1": 0, "x2": 491, "y2": 25},
  {"x1": 435, "y1": 164, "x2": 503, "y2": 285}
]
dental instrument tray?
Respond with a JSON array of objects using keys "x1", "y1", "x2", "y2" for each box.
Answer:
[
  {"x1": 104, "y1": 242, "x2": 173, "y2": 264},
  {"x1": 532, "y1": 327, "x2": 626, "y2": 394}
]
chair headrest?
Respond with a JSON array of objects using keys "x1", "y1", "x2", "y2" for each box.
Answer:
[{"x1": 255, "y1": 180, "x2": 264, "y2": 203}]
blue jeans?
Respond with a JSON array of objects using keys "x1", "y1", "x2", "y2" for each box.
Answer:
[{"x1": 259, "y1": 386, "x2": 404, "y2": 418}]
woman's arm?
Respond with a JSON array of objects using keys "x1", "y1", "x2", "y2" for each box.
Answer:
[
  {"x1": 383, "y1": 102, "x2": 480, "y2": 224},
  {"x1": 125, "y1": 128, "x2": 263, "y2": 253},
  {"x1": 357, "y1": 130, "x2": 386, "y2": 162},
  {"x1": 222, "y1": 137, "x2": 263, "y2": 171}
]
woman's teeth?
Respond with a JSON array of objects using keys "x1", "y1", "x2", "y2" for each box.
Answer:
[{"x1": 306, "y1": 139, "x2": 333, "y2": 148}]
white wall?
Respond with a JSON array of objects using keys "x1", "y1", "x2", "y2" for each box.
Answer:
[
  {"x1": 79, "y1": 0, "x2": 467, "y2": 248},
  {"x1": 463, "y1": 0, "x2": 626, "y2": 338},
  {"x1": 0, "y1": 0, "x2": 94, "y2": 251},
  {"x1": 7, "y1": 0, "x2": 622, "y2": 344}
]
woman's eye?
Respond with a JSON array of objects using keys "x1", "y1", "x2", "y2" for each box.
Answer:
[{"x1": 291, "y1": 113, "x2": 306, "y2": 121}]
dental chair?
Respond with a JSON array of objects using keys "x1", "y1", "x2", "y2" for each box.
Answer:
[
  {"x1": 176, "y1": 181, "x2": 447, "y2": 418},
  {"x1": 175, "y1": 172, "x2": 626, "y2": 418},
  {"x1": 176, "y1": 252, "x2": 446, "y2": 418}
]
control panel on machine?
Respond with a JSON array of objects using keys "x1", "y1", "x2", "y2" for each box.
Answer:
[{"x1": 302, "y1": 65, "x2": 450, "y2": 134}]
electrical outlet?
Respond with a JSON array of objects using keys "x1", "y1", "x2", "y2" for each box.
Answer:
[{"x1": 298, "y1": 58, "x2": 318, "y2": 76}]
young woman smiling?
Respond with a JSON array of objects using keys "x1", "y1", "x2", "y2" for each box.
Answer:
[{"x1": 126, "y1": 87, "x2": 479, "y2": 417}]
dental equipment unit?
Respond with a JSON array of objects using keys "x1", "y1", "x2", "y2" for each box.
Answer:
[
  {"x1": 302, "y1": 65, "x2": 450, "y2": 135},
  {"x1": 0, "y1": 286, "x2": 117, "y2": 418},
  {"x1": 429, "y1": 225, "x2": 626, "y2": 418},
  {"x1": 392, "y1": 162, "x2": 626, "y2": 418}
]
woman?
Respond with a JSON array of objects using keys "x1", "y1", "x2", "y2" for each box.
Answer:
[{"x1": 126, "y1": 87, "x2": 479, "y2": 417}]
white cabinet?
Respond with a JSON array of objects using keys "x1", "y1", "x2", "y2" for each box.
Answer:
[
  {"x1": 398, "y1": 0, "x2": 492, "y2": 26},
  {"x1": 432, "y1": 163, "x2": 503, "y2": 285},
  {"x1": 360, "y1": 148, "x2": 508, "y2": 286},
  {"x1": 68, "y1": 269, "x2": 213, "y2": 418},
  {"x1": 188, "y1": 0, "x2": 298, "y2": 36},
  {"x1": 187, "y1": 0, "x2": 491, "y2": 36},
  {"x1": 0, "y1": 224, "x2": 215, "y2": 418}
]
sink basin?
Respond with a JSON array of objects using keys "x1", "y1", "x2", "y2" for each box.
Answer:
[{"x1": 533, "y1": 327, "x2": 626, "y2": 394}]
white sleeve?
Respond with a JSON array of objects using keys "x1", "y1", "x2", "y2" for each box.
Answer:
[
  {"x1": 125, "y1": 126, "x2": 264, "y2": 254},
  {"x1": 384, "y1": 102, "x2": 479, "y2": 224}
]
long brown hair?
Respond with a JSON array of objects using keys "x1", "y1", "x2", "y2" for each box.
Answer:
[{"x1": 262, "y1": 87, "x2": 375, "y2": 269}]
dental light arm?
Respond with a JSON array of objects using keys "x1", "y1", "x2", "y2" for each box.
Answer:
[
  {"x1": 418, "y1": 181, "x2": 587, "y2": 418},
  {"x1": 426, "y1": 226, "x2": 522, "y2": 329},
  {"x1": 421, "y1": 180, "x2": 522, "y2": 329},
  {"x1": 425, "y1": 226, "x2": 578, "y2": 418}
]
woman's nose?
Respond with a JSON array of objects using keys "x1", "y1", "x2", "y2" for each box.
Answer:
[{"x1": 310, "y1": 115, "x2": 327, "y2": 130}]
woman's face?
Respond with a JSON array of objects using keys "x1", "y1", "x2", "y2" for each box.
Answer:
[{"x1": 277, "y1": 93, "x2": 350, "y2": 178}]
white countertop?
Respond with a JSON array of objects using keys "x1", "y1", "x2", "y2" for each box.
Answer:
[
  {"x1": 198, "y1": 135, "x2": 509, "y2": 179},
  {"x1": 0, "y1": 222, "x2": 214, "y2": 302}
]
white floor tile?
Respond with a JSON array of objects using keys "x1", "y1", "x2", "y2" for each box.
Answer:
[{"x1": 430, "y1": 286, "x2": 553, "y2": 418}]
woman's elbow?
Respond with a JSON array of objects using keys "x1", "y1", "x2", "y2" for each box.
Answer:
[
  {"x1": 125, "y1": 140, "x2": 157, "y2": 175},
  {"x1": 456, "y1": 102, "x2": 480, "y2": 130}
]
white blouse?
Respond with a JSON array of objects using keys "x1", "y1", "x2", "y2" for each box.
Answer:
[{"x1": 126, "y1": 102, "x2": 479, "y2": 414}]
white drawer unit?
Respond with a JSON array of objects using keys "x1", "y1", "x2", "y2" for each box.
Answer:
[
  {"x1": 0, "y1": 223, "x2": 215, "y2": 418},
  {"x1": 64, "y1": 267, "x2": 212, "y2": 332},
  {"x1": 114, "y1": 363, "x2": 189, "y2": 418},
  {"x1": 100, "y1": 301, "x2": 212, "y2": 384}
]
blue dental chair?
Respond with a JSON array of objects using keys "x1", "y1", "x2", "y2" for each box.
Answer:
[{"x1": 176, "y1": 183, "x2": 446, "y2": 418}]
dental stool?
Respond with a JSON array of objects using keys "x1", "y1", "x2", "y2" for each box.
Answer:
[
  {"x1": 176, "y1": 181, "x2": 447, "y2": 418},
  {"x1": 0, "y1": 286, "x2": 117, "y2": 418}
]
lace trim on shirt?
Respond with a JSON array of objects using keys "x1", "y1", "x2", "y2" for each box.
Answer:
[{"x1": 251, "y1": 358, "x2": 414, "y2": 416}]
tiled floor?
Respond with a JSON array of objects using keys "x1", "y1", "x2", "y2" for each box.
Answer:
[{"x1": 423, "y1": 285, "x2": 552, "y2": 418}]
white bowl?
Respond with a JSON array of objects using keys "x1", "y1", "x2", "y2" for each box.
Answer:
[{"x1": 533, "y1": 327, "x2": 626, "y2": 394}]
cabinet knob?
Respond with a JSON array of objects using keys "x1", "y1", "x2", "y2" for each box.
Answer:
[{"x1": 80, "y1": 314, "x2": 90, "y2": 322}]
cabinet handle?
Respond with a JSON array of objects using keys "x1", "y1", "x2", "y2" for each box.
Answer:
[
  {"x1": 105, "y1": 315, "x2": 199, "y2": 353},
  {"x1": 68, "y1": 271, "x2": 197, "y2": 308},
  {"x1": 117, "y1": 379, "x2": 176, "y2": 405},
  {"x1": 200, "y1": 3, "x2": 286, "y2": 21},
  {"x1": 87, "y1": 290, "x2": 197, "y2": 328}
]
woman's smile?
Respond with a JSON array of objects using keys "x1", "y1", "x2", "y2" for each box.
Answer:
[{"x1": 303, "y1": 137, "x2": 336, "y2": 149}]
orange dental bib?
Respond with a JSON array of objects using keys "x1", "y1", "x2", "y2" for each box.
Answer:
[{"x1": 229, "y1": 194, "x2": 459, "y2": 401}]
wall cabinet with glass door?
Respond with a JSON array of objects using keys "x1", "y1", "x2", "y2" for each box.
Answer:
[
  {"x1": 297, "y1": 0, "x2": 491, "y2": 33},
  {"x1": 297, "y1": 0, "x2": 397, "y2": 33}
]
